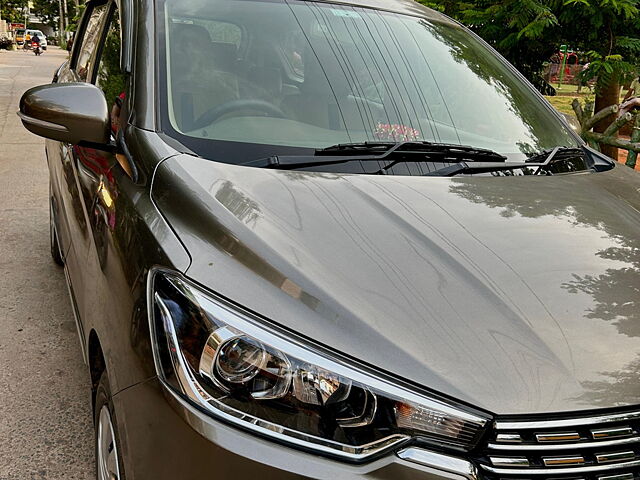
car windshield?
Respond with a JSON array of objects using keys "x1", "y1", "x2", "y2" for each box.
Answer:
[{"x1": 157, "y1": 0, "x2": 580, "y2": 165}]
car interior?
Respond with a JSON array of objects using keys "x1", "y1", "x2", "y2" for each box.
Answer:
[{"x1": 165, "y1": 13, "x2": 390, "y2": 146}]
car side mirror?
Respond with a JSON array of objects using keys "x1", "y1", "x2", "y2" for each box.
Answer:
[{"x1": 18, "y1": 82, "x2": 111, "y2": 149}]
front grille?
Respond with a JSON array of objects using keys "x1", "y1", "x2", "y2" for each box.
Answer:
[{"x1": 477, "y1": 410, "x2": 640, "y2": 480}]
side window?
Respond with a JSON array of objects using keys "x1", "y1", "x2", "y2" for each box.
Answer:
[
  {"x1": 95, "y1": 5, "x2": 125, "y2": 135},
  {"x1": 75, "y1": 4, "x2": 109, "y2": 82}
]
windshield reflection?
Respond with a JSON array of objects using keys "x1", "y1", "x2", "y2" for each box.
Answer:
[{"x1": 159, "y1": 0, "x2": 578, "y2": 164}]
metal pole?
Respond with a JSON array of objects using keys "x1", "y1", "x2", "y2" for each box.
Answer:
[{"x1": 558, "y1": 44, "x2": 568, "y2": 89}]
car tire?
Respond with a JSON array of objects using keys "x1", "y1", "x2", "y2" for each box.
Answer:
[
  {"x1": 49, "y1": 195, "x2": 64, "y2": 266},
  {"x1": 94, "y1": 372, "x2": 126, "y2": 480}
]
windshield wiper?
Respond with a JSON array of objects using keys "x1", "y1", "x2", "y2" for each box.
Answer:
[
  {"x1": 424, "y1": 146, "x2": 585, "y2": 177},
  {"x1": 316, "y1": 141, "x2": 505, "y2": 159},
  {"x1": 245, "y1": 141, "x2": 507, "y2": 170}
]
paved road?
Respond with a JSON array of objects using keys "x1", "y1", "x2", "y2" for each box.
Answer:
[{"x1": 0, "y1": 47, "x2": 94, "y2": 479}]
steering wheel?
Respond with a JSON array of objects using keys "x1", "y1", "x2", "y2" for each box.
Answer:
[{"x1": 191, "y1": 99, "x2": 286, "y2": 130}]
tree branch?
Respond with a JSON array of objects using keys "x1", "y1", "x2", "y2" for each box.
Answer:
[
  {"x1": 583, "y1": 104, "x2": 620, "y2": 131},
  {"x1": 584, "y1": 131, "x2": 640, "y2": 152},
  {"x1": 603, "y1": 112, "x2": 634, "y2": 137}
]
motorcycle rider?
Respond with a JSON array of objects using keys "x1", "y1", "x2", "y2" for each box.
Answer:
[{"x1": 31, "y1": 32, "x2": 41, "y2": 53}]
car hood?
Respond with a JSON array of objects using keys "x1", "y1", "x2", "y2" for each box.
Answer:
[{"x1": 152, "y1": 155, "x2": 640, "y2": 415}]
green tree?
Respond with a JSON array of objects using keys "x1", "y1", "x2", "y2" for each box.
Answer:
[
  {"x1": 1, "y1": 0, "x2": 28, "y2": 24},
  {"x1": 31, "y1": 0, "x2": 60, "y2": 28},
  {"x1": 558, "y1": 0, "x2": 640, "y2": 158}
]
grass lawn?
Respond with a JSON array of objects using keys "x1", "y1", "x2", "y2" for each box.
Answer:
[
  {"x1": 544, "y1": 84, "x2": 593, "y2": 117},
  {"x1": 543, "y1": 83, "x2": 631, "y2": 118},
  {"x1": 545, "y1": 95, "x2": 582, "y2": 115}
]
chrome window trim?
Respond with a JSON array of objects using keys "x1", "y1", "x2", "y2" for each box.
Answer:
[{"x1": 495, "y1": 411, "x2": 640, "y2": 430}]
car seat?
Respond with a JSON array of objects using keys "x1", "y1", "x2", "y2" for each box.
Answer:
[{"x1": 169, "y1": 24, "x2": 240, "y2": 131}]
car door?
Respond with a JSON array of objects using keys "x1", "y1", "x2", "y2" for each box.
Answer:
[
  {"x1": 73, "y1": 0, "x2": 128, "y2": 287},
  {"x1": 73, "y1": 2, "x2": 165, "y2": 392},
  {"x1": 47, "y1": 0, "x2": 112, "y2": 331}
]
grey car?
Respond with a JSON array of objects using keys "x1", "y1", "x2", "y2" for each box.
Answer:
[{"x1": 18, "y1": 0, "x2": 640, "y2": 478}]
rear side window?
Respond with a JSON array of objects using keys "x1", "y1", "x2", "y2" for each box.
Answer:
[
  {"x1": 209, "y1": 20, "x2": 241, "y2": 45},
  {"x1": 76, "y1": 4, "x2": 109, "y2": 81},
  {"x1": 95, "y1": 5, "x2": 126, "y2": 135}
]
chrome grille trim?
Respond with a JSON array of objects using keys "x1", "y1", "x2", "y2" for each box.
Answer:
[
  {"x1": 489, "y1": 456, "x2": 530, "y2": 467},
  {"x1": 593, "y1": 428, "x2": 634, "y2": 440},
  {"x1": 542, "y1": 455, "x2": 585, "y2": 466},
  {"x1": 480, "y1": 458, "x2": 640, "y2": 475},
  {"x1": 595, "y1": 452, "x2": 636, "y2": 464},
  {"x1": 497, "y1": 433, "x2": 523, "y2": 443},
  {"x1": 487, "y1": 436, "x2": 640, "y2": 451},
  {"x1": 537, "y1": 432, "x2": 582, "y2": 443},
  {"x1": 496, "y1": 411, "x2": 640, "y2": 430},
  {"x1": 481, "y1": 410, "x2": 640, "y2": 479},
  {"x1": 598, "y1": 473, "x2": 635, "y2": 480}
]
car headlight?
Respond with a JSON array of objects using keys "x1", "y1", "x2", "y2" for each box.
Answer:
[{"x1": 148, "y1": 269, "x2": 490, "y2": 460}]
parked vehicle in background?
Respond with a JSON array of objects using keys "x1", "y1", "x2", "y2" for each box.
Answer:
[
  {"x1": 17, "y1": 0, "x2": 640, "y2": 479},
  {"x1": 0, "y1": 36, "x2": 12, "y2": 50},
  {"x1": 14, "y1": 28, "x2": 25, "y2": 45}
]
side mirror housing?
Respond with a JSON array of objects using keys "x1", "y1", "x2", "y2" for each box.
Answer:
[{"x1": 18, "y1": 82, "x2": 111, "y2": 148}]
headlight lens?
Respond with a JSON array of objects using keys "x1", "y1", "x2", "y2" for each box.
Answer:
[{"x1": 149, "y1": 270, "x2": 489, "y2": 460}]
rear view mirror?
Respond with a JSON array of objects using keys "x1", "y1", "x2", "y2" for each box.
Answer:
[{"x1": 18, "y1": 83, "x2": 111, "y2": 147}]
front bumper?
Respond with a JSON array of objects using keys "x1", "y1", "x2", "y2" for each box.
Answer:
[{"x1": 113, "y1": 377, "x2": 478, "y2": 480}]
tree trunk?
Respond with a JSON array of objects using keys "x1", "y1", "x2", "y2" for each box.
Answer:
[
  {"x1": 58, "y1": 0, "x2": 64, "y2": 46},
  {"x1": 594, "y1": 75, "x2": 621, "y2": 160}
]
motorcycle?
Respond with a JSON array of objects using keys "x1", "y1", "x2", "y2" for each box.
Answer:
[{"x1": 32, "y1": 42, "x2": 41, "y2": 56}]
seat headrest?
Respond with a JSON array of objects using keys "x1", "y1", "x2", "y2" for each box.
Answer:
[{"x1": 171, "y1": 23, "x2": 212, "y2": 47}]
